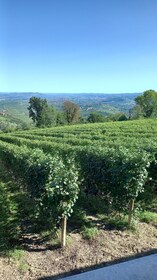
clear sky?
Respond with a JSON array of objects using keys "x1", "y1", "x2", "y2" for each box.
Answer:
[{"x1": 0, "y1": 0, "x2": 157, "y2": 93}]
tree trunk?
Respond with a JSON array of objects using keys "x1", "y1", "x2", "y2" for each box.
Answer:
[
  {"x1": 61, "y1": 216, "x2": 67, "y2": 248},
  {"x1": 128, "y1": 199, "x2": 135, "y2": 226}
]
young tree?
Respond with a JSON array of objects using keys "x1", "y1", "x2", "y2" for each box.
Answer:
[
  {"x1": 28, "y1": 97, "x2": 56, "y2": 127},
  {"x1": 62, "y1": 101, "x2": 80, "y2": 124}
]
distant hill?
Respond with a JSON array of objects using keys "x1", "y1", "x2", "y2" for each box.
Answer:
[{"x1": 0, "y1": 92, "x2": 140, "y2": 126}]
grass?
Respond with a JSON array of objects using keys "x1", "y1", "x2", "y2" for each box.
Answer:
[
  {"x1": 138, "y1": 211, "x2": 157, "y2": 223},
  {"x1": 6, "y1": 248, "x2": 29, "y2": 273},
  {"x1": 18, "y1": 261, "x2": 29, "y2": 273},
  {"x1": 7, "y1": 248, "x2": 25, "y2": 261},
  {"x1": 82, "y1": 226, "x2": 98, "y2": 240}
]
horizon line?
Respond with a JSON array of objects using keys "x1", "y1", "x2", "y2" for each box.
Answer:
[{"x1": 0, "y1": 91, "x2": 141, "y2": 95}]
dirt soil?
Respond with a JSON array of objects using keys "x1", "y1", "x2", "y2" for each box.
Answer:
[{"x1": 0, "y1": 221, "x2": 157, "y2": 280}]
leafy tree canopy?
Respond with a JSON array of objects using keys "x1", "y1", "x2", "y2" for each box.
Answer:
[
  {"x1": 63, "y1": 101, "x2": 80, "y2": 124},
  {"x1": 134, "y1": 89, "x2": 157, "y2": 118},
  {"x1": 28, "y1": 97, "x2": 56, "y2": 127}
]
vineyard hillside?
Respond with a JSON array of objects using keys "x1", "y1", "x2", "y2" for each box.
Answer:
[{"x1": 0, "y1": 118, "x2": 157, "y2": 279}]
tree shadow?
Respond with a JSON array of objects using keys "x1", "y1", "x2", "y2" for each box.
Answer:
[{"x1": 37, "y1": 249, "x2": 157, "y2": 280}]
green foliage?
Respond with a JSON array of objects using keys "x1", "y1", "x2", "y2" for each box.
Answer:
[
  {"x1": 0, "y1": 141, "x2": 80, "y2": 228},
  {"x1": 75, "y1": 193, "x2": 108, "y2": 215},
  {"x1": 63, "y1": 100, "x2": 80, "y2": 124},
  {"x1": 6, "y1": 248, "x2": 29, "y2": 273},
  {"x1": 138, "y1": 211, "x2": 157, "y2": 223},
  {"x1": 134, "y1": 89, "x2": 157, "y2": 118},
  {"x1": 56, "y1": 111, "x2": 67, "y2": 125},
  {"x1": 0, "y1": 160, "x2": 39, "y2": 250},
  {"x1": 107, "y1": 216, "x2": 129, "y2": 230},
  {"x1": 106, "y1": 112, "x2": 128, "y2": 121},
  {"x1": 0, "y1": 118, "x2": 157, "y2": 238},
  {"x1": 70, "y1": 208, "x2": 89, "y2": 227},
  {"x1": 42, "y1": 156, "x2": 80, "y2": 221},
  {"x1": 40, "y1": 105, "x2": 56, "y2": 127},
  {"x1": 82, "y1": 226, "x2": 98, "y2": 240},
  {"x1": 104, "y1": 148, "x2": 152, "y2": 211},
  {"x1": 7, "y1": 248, "x2": 25, "y2": 261},
  {"x1": 0, "y1": 180, "x2": 20, "y2": 249},
  {"x1": 86, "y1": 112, "x2": 128, "y2": 123},
  {"x1": 87, "y1": 112, "x2": 106, "y2": 123},
  {"x1": 28, "y1": 97, "x2": 56, "y2": 127},
  {"x1": 130, "y1": 105, "x2": 144, "y2": 119}
]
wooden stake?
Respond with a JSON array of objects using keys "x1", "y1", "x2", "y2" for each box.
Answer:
[
  {"x1": 61, "y1": 216, "x2": 67, "y2": 248},
  {"x1": 128, "y1": 199, "x2": 135, "y2": 226}
]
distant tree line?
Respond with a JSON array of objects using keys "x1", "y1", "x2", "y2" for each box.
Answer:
[
  {"x1": 28, "y1": 97, "x2": 80, "y2": 128},
  {"x1": 1, "y1": 89, "x2": 156, "y2": 132},
  {"x1": 27, "y1": 89, "x2": 157, "y2": 128},
  {"x1": 27, "y1": 96, "x2": 129, "y2": 128}
]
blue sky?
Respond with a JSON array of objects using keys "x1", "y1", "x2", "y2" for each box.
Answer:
[{"x1": 0, "y1": 0, "x2": 157, "y2": 93}]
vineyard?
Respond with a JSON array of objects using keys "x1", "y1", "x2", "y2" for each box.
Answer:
[{"x1": 0, "y1": 119, "x2": 157, "y2": 249}]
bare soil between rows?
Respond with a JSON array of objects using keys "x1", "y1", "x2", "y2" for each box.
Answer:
[{"x1": 0, "y1": 222, "x2": 157, "y2": 280}]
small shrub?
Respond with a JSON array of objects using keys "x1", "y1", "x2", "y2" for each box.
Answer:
[{"x1": 82, "y1": 226, "x2": 98, "y2": 240}]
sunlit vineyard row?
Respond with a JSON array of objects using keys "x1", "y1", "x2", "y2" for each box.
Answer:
[
  {"x1": 1, "y1": 119, "x2": 157, "y2": 153},
  {"x1": 0, "y1": 118, "x2": 157, "y2": 247}
]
